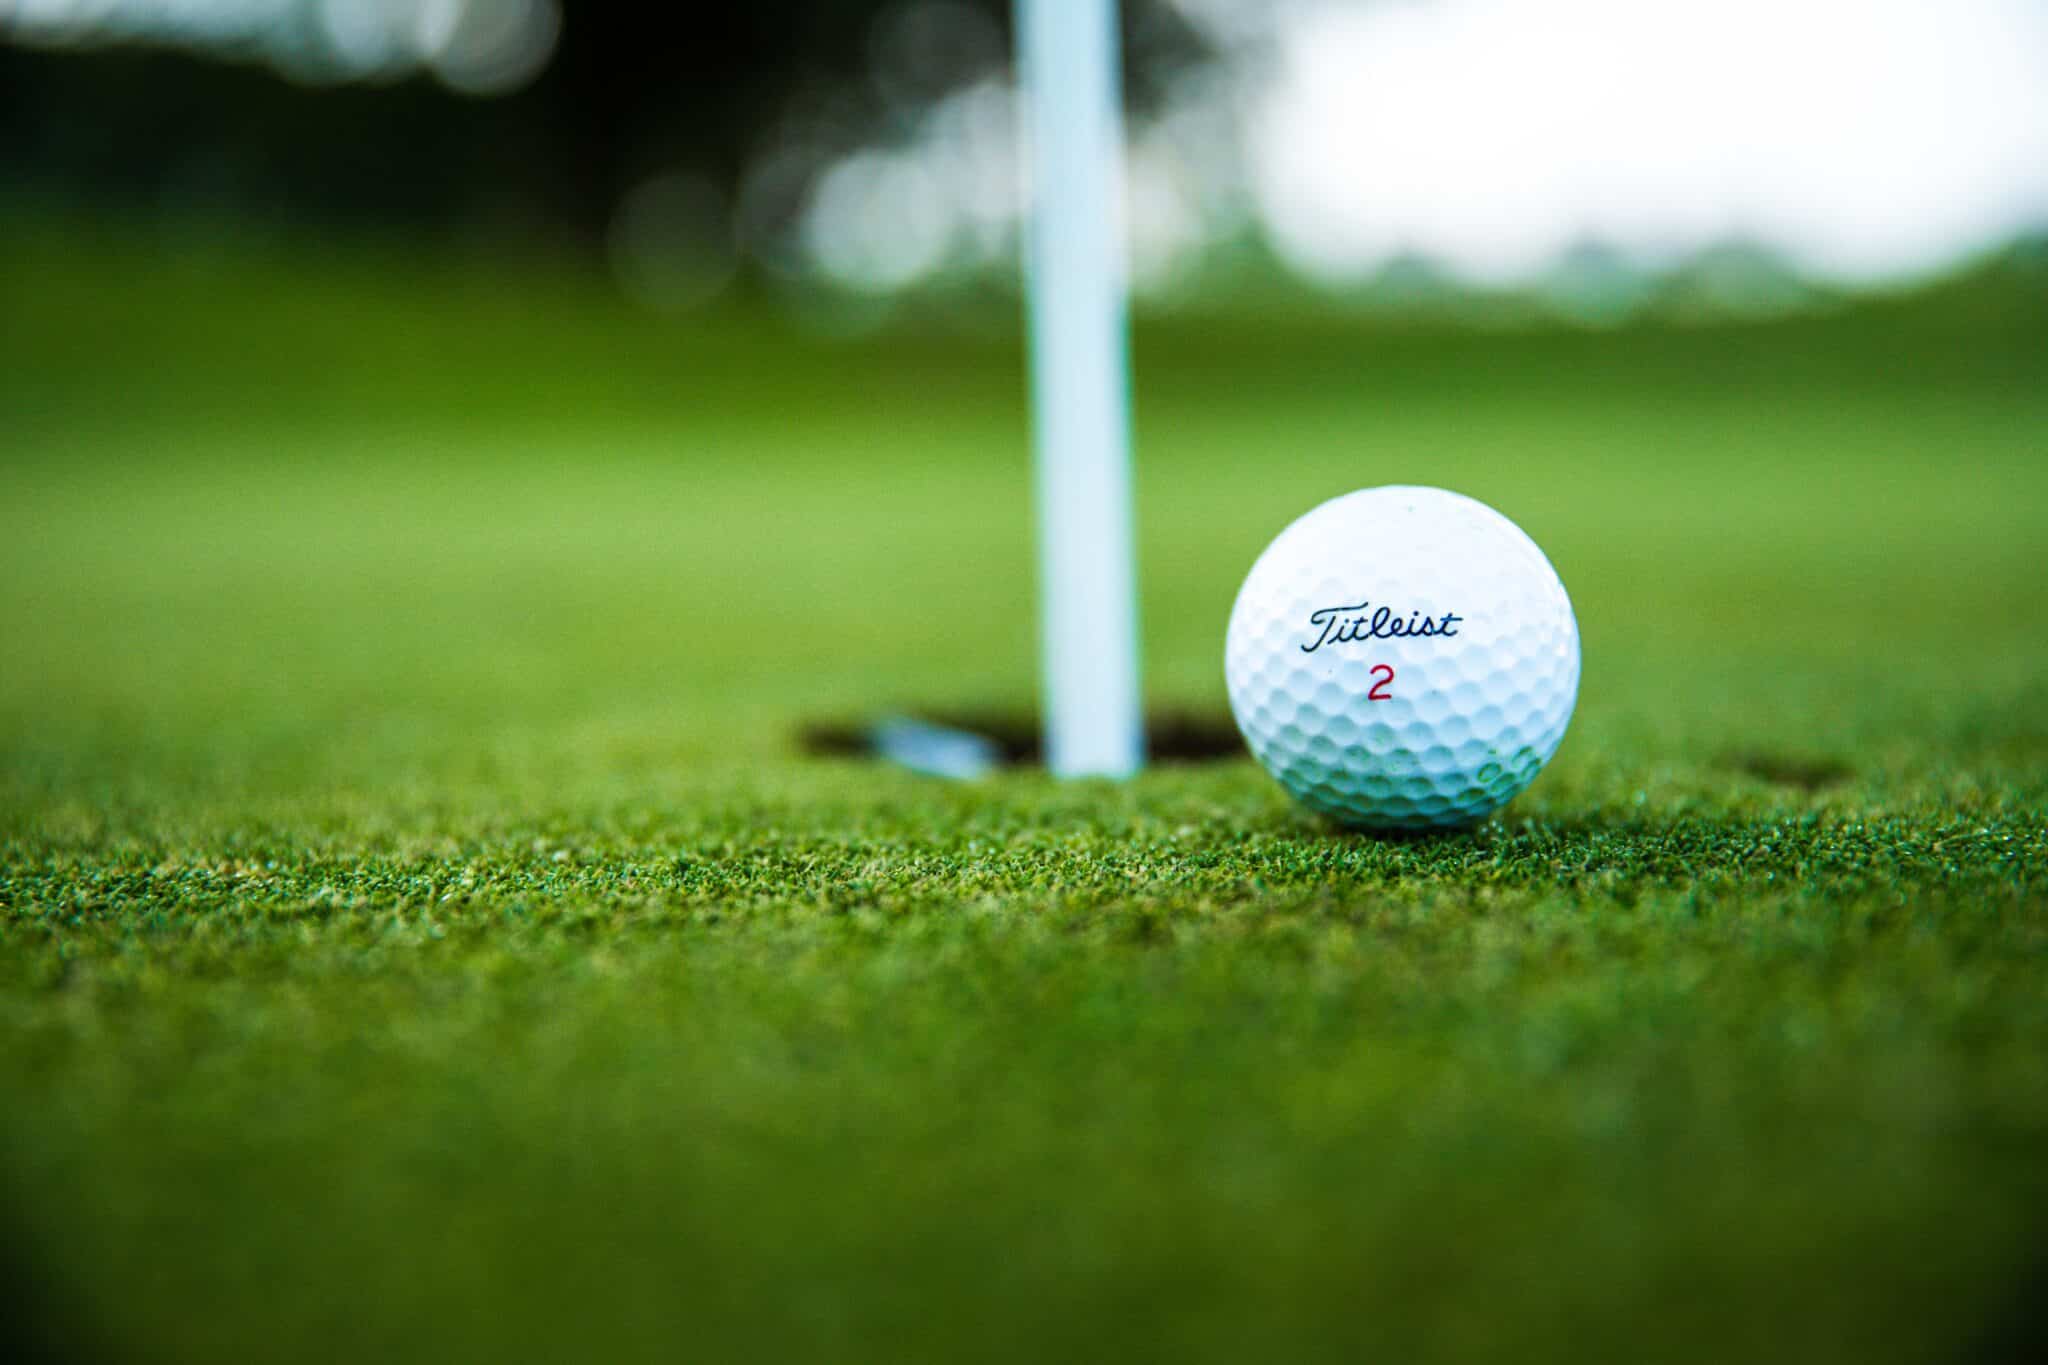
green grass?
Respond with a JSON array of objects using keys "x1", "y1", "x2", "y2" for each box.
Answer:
[{"x1": 3, "y1": 231, "x2": 2046, "y2": 1363}]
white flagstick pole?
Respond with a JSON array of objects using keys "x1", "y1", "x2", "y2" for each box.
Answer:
[{"x1": 1017, "y1": 0, "x2": 1143, "y2": 778}]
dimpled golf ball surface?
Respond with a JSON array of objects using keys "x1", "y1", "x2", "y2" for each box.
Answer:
[{"x1": 1226, "y1": 486, "x2": 1579, "y2": 830}]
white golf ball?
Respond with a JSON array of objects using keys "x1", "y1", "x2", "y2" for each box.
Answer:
[{"x1": 1225, "y1": 486, "x2": 1579, "y2": 830}]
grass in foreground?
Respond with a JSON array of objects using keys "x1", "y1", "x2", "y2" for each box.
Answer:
[{"x1": 3, "y1": 234, "x2": 2046, "y2": 1363}]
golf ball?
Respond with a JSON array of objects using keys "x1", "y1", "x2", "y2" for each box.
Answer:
[{"x1": 1225, "y1": 486, "x2": 1579, "y2": 830}]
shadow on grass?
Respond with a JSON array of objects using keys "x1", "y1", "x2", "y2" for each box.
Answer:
[
  {"x1": 1718, "y1": 750, "x2": 1854, "y2": 791},
  {"x1": 0, "y1": 1196, "x2": 106, "y2": 1365},
  {"x1": 1962, "y1": 1244, "x2": 2048, "y2": 1365}
]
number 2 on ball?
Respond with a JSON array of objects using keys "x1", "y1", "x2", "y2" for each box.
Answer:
[{"x1": 1367, "y1": 664, "x2": 1394, "y2": 701}]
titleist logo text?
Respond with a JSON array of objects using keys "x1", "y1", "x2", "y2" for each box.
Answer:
[{"x1": 1301, "y1": 602, "x2": 1463, "y2": 654}]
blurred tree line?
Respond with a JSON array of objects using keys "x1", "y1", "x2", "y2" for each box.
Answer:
[{"x1": 0, "y1": 2, "x2": 1208, "y2": 251}]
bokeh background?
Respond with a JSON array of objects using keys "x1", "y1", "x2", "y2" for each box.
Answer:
[
  {"x1": 4, "y1": 4, "x2": 2047, "y2": 1362},
  {"x1": 8, "y1": 0, "x2": 2048, "y2": 315}
]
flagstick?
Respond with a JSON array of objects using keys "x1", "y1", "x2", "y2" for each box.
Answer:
[{"x1": 1017, "y1": 0, "x2": 1143, "y2": 778}]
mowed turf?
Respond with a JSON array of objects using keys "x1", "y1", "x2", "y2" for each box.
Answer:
[{"x1": 3, "y1": 233, "x2": 2046, "y2": 1363}]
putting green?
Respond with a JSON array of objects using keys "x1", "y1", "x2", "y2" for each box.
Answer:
[{"x1": 4, "y1": 233, "x2": 2045, "y2": 1363}]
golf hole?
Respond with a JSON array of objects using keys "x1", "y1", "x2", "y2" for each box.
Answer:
[{"x1": 799, "y1": 709, "x2": 1245, "y2": 777}]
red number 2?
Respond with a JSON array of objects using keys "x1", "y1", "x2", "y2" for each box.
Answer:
[{"x1": 1367, "y1": 664, "x2": 1395, "y2": 701}]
